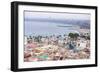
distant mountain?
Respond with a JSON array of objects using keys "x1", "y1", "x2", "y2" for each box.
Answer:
[{"x1": 64, "y1": 19, "x2": 90, "y2": 29}]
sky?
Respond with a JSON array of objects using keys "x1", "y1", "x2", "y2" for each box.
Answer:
[{"x1": 24, "y1": 11, "x2": 90, "y2": 21}]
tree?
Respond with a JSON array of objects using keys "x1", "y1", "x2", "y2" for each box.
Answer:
[
  {"x1": 68, "y1": 33, "x2": 79, "y2": 40},
  {"x1": 74, "y1": 33, "x2": 79, "y2": 40},
  {"x1": 68, "y1": 33, "x2": 74, "y2": 39}
]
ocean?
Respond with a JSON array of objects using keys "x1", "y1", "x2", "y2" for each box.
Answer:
[{"x1": 24, "y1": 21, "x2": 79, "y2": 36}]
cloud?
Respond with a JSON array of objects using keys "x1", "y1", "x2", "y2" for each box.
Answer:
[{"x1": 24, "y1": 11, "x2": 90, "y2": 22}]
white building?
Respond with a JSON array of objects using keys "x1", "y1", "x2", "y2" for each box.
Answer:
[{"x1": 24, "y1": 36, "x2": 28, "y2": 45}]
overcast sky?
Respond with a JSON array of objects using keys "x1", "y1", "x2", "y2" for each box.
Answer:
[{"x1": 24, "y1": 11, "x2": 90, "y2": 21}]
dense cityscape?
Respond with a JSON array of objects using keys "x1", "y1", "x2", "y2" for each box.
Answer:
[{"x1": 24, "y1": 29, "x2": 90, "y2": 62}]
